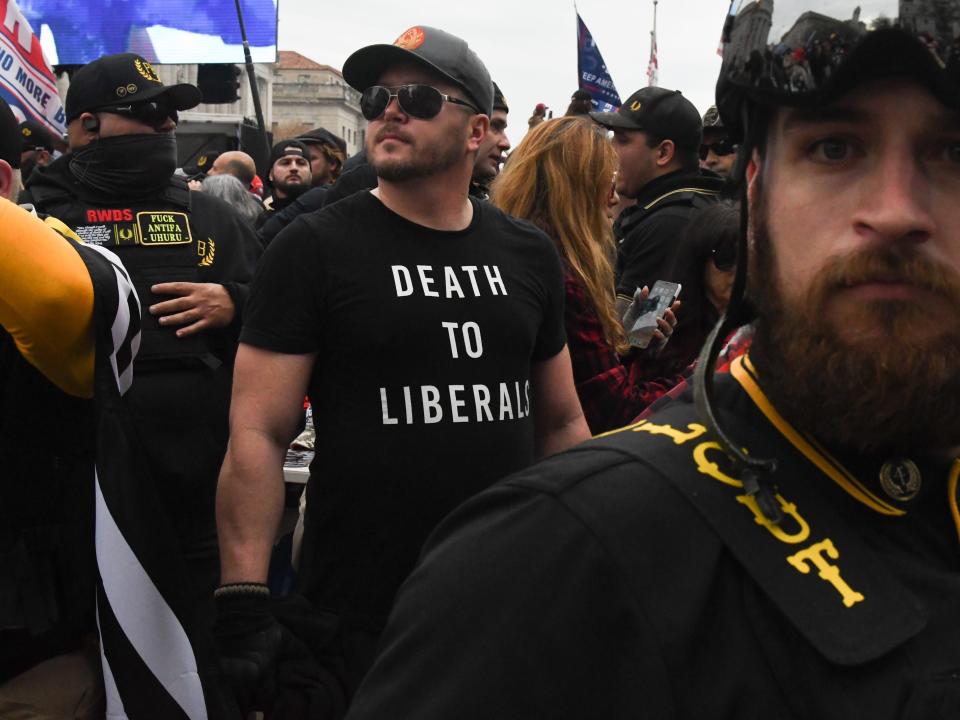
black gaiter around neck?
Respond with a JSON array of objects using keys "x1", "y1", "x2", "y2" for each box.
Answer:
[{"x1": 69, "y1": 134, "x2": 178, "y2": 200}]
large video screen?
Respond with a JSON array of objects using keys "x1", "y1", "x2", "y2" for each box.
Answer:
[{"x1": 19, "y1": 0, "x2": 278, "y2": 65}]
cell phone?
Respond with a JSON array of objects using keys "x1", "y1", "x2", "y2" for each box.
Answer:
[{"x1": 627, "y1": 280, "x2": 682, "y2": 349}]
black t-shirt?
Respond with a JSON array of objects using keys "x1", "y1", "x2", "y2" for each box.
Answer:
[{"x1": 242, "y1": 190, "x2": 566, "y2": 621}]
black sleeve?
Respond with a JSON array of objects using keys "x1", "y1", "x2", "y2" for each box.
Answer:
[
  {"x1": 532, "y1": 234, "x2": 567, "y2": 362},
  {"x1": 256, "y1": 186, "x2": 328, "y2": 247},
  {"x1": 240, "y1": 216, "x2": 327, "y2": 354},
  {"x1": 346, "y1": 482, "x2": 670, "y2": 720},
  {"x1": 194, "y1": 195, "x2": 262, "y2": 325},
  {"x1": 615, "y1": 212, "x2": 691, "y2": 299}
]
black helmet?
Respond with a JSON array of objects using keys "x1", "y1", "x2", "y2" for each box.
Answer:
[
  {"x1": 716, "y1": 0, "x2": 960, "y2": 141},
  {"x1": 695, "y1": 0, "x2": 960, "y2": 523}
]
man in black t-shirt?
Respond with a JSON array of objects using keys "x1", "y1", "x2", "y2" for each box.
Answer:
[{"x1": 214, "y1": 25, "x2": 590, "y2": 713}]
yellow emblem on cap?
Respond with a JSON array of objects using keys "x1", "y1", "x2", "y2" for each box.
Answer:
[
  {"x1": 21, "y1": 127, "x2": 31, "y2": 137},
  {"x1": 198, "y1": 154, "x2": 208, "y2": 166},
  {"x1": 116, "y1": 85, "x2": 128, "y2": 97},
  {"x1": 135, "y1": 58, "x2": 161, "y2": 84},
  {"x1": 394, "y1": 27, "x2": 426, "y2": 51},
  {"x1": 630, "y1": 101, "x2": 642, "y2": 111},
  {"x1": 127, "y1": 83, "x2": 138, "y2": 94}
]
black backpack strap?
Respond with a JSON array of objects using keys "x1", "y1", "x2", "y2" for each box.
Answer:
[
  {"x1": 162, "y1": 176, "x2": 192, "y2": 210},
  {"x1": 595, "y1": 404, "x2": 927, "y2": 666}
]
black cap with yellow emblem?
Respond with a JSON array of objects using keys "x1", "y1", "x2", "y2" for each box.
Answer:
[
  {"x1": 19, "y1": 120, "x2": 54, "y2": 152},
  {"x1": 65, "y1": 53, "x2": 202, "y2": 123},
  {"x1": 590, "y1": 87, "x2": 702, "y2": 149}
]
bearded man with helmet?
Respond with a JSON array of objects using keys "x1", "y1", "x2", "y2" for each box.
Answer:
[{"x1": 344, "y1": 3, "x2": 960, "y2": 718}]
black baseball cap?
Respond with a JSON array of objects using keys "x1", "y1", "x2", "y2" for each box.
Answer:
[
  {"x1": 269, "y1": 139, "x2": 309, "y2": 167},
  {"x1": 66, "y1": 53, "x2": 202, "y2": 123},
  {"x1": 0, "y1": 97, "x2": 20, "y2": 168},
  {"x1": 19, "y1": 119, "x2": 54, "y2": 152},
  {"x1": 296, "y1": 127, "x2": 347, "y2": 156},
  {"x1": 343, "y1": 26, "x2": 494, "y2": 116},
  {"x1": 493, "y1": 82, "x2": 509, "y2": 114},
  {"x1": 590, "y1": 87, "x2": 702, "y2": 149}
]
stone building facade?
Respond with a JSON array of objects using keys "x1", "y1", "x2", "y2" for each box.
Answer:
[{"x1": 270, "y1": 51, "x2": 366, "y2": 156}]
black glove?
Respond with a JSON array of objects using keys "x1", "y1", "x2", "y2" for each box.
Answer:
[
  {"x1": 268, "y1": 596, "x2": 348, "y2": 720},
  {"x1": 214, "y1": 585, "x2": 284, "y2": 715}
]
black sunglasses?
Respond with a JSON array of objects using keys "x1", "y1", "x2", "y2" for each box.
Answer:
[
  {"x1": 699, "y1": 139, "x2": 737, "y2": 161},
  {"x1": 711, "y1": 237, "x2": 737, "y2": 271},
  {"x1": 96, "y1": 100, "x2": 179, "y2": 128},
  {"x1": 360, "y1": 84, "x2": 480, "y2": 121}
]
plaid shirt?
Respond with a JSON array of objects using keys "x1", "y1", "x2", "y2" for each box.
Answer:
[{"x1": 565, "y1": 272, "x2": 681, "y2": 435}]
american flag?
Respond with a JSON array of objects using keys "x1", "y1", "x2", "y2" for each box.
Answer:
[{"x1": 647, "y1": 29, "x2": 658, "y2": 86}]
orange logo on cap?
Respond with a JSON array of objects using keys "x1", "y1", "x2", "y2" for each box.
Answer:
[{"x1": 394, "y1": 27, "x2": 426, "y2": 50}]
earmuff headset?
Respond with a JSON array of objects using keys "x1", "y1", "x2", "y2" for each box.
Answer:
[{"x1": 83, "y1": 115, "x2": 100, "y2": 133}]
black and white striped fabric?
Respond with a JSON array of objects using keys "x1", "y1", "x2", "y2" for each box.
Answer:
[{"x1": 75, "y1": 242, "x2": 227, "y2": 720}]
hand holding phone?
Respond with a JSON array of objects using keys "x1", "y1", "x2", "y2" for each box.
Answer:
[{"x1": 625, "y1": 281, "x2": 682, "y2": 349}]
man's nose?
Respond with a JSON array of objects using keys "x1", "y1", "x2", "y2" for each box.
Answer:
[{"x1": 853, "y1": 148, "x2": 935, "y2": 247}]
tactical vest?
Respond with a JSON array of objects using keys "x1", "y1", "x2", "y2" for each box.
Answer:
[{"x1": 27, "y1": 178, "x2": 219, "y2": 371}]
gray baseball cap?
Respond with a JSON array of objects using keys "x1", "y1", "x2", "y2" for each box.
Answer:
[{"x1": 343, "y1": 26, "x2": 494, "y2": 116}]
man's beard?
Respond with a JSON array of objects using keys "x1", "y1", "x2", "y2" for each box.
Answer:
[
  {"x1": 275, "y1": 179, "x2": 308, "y2": 199},
  {"x1": 368, "y1": 124, "x2": 463, "y2": 182},
  {"x1": 748, "y1": 198, "x2": 960, "y2": 455}
]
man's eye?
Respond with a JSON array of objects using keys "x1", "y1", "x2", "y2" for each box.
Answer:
[
  {"x1": 946, "y1": 141, "x2": 960, "y2": 163},
  {"x1": 811, "y1": 138, "x2": 851, "y2": 161}
]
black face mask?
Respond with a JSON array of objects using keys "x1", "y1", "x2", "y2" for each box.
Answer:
[{"x1": 69, "y1": 134, "x2": 177, "y2": 199}]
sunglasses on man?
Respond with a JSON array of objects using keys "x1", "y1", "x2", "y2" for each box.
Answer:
[
  {"x1": 699, "y1": 138, "x2": 737, "y2": 161},
  {"x1": 95, "y1": 100, "x2": 179, "y2": 129},
  {"x1": 361, "y1": 84, "x2": 480, "y2": 121}
]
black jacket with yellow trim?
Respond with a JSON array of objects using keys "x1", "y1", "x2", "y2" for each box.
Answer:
[
  {"x1": 347, "y1": 357, "x2": 960, "y2": 720},
  {"x1": 614, "y1": 168, "x2": 725, "y2": 374}
]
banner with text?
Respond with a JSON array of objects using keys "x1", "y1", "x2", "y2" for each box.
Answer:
[
  {"x1": 576, "y1": 12, "x2": 621, "y2": 113},
  {"x1": 0, "y1": 0, "x2": 64, "y2": 136}
]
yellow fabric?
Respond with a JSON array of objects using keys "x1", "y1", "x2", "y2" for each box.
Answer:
[{"x1": 0, "y1": 198, "x2": 94, "y2": 397}]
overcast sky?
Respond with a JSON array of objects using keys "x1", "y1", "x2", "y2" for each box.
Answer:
[{"x1": 278, "y1": 0, "x2": 730, "y2": 148}]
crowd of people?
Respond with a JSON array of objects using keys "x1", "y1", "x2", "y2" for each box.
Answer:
[{"x1": 2, "y1": 3, "x2": 960, "y2": 719}]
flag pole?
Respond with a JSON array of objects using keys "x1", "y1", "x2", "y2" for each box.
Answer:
[
  {"x1": 234, "y1": 0, "x2": 271, "y2": 164},
  {"x1": 647, "y1": 0, "x2": 659, "y2": 86}
]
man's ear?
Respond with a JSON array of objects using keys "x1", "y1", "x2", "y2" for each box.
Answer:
[
  {"x1": 656, "y1": 139, "x2": 676, "y2": 168},
  {"x1": 466, "y1": 115, "x2": 490, "y2": 153},
  {"x1": 67, "y1": 113, "x2": 100, "y2": 149},
  {"x1": 0, "y1": 160, "x2": 13, "y2": 201}
]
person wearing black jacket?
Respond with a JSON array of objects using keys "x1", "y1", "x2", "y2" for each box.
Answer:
[
  {"x1": 591, "y1": 87, "x2": 723, "y2": 373},
  {"x1": 22, "y1": 53, "x2": 261, "y2": 607}
]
